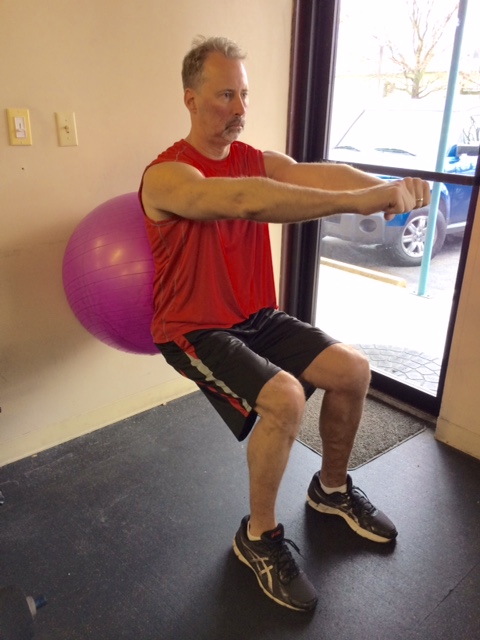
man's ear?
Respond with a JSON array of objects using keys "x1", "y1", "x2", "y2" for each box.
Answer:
[{"x1": 184, "y1": 88, "x2": 197, "y2": 114}]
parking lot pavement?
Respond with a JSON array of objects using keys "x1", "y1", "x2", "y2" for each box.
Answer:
[
  {"x1": 315, "y1": 262, "x2": 453, "y2": 393},
  {"x1": 320, "y1": 234, "x2": 464, "y2": 296}
]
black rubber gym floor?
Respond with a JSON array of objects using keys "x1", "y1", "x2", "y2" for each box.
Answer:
[{"x1": 1, "y1": 391, "x2": 480, "y2": 639}]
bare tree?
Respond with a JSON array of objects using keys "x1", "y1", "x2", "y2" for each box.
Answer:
[
  {"x1": 460, "y1": 71, "x2": 480, "y2": 95},
  {"x1": 376, "y1": 0, "x2": 459, "y2": 98}
]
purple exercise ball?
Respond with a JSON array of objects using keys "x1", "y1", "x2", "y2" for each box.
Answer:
[{"x1": 62, "y1": 193, "x2": 158, "y2": 355}]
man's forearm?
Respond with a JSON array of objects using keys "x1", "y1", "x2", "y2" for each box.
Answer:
[
  {"x1": 182, "y1": 175, "x2": 422, "y2": 224},
  {"x1": 273, "y1": 161, "x2": 385, "y2": 191}
]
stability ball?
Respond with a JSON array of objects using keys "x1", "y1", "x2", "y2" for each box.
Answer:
[{"x1": 62, "y1": 193, "x2": 158, "y2": 355}]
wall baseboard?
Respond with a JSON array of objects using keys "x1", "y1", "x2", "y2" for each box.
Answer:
[
  {"x1": 0, "y1": 378, "x2": 198, "y2": 468},
  {"x1": 435, "y1": 417, "x2": 480, "y2": 461}
]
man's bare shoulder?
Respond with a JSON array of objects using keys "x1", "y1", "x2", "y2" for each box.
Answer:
[
  {"x1": 144, "y1": 160, "x2": 203, "y2": 182},
  {"x1": 142, "y1": 162, "x2": 204, "y2": 222},
  {"x1": 262, "y1": 150, "x2": 297, "y2": 181}
]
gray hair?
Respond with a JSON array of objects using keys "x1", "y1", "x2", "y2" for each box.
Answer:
[{"x1": 181, "y1": 36, "x2": 246, "y2": 90}]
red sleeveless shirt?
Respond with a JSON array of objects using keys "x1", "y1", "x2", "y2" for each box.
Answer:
[{"x1": 139, "y1": 140, "x2": 277, "y2": 343}]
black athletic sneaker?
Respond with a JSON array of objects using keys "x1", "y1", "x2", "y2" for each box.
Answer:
[
  {"x1": 307, "y1": 473, "x2": 398, "y2": 543},
  {"x1": 233, "y1": 516, "x2": 318, "y2": 612}
]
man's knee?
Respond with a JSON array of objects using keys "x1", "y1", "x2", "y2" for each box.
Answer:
[
  {"x1": 255, "y1": 371, "x2": 305, "y2": 433},
  {"x1": 302, "y1": 343, "x2": 370, "y2": 394},
  {"x1": 343, "y1": 346, "x2": 371, "y2": 391}
]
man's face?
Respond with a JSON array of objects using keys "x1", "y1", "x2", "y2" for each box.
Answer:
[{"x1": 186, "y1": 52, "x2": 249, "y2": 144}]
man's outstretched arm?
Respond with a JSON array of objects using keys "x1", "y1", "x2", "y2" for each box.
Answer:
[
  {"x1": 262, "y1": 149, "x2": 429, "y2": 220},
  {"x1": 141, "y1": 152, "x2": 430, "y2": 224}
]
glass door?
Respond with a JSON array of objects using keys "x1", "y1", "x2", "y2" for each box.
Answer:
[{"x1": 314, "y1": 0, "x2": 480, "y2": 412}]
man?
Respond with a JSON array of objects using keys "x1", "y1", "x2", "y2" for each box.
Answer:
[{"x1": 139, "y1": 36, "x2": 430, "y2": 612}]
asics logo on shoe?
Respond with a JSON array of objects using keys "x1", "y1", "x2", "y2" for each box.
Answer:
[{"x1": 247, "y1": 550, "x2": 275, "y2": 590}]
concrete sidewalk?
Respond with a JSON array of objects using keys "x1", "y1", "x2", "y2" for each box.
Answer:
[{"x1": 315, "y1": 264, "x2": 453, "y2": 392}]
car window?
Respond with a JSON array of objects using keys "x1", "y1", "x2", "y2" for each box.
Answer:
[
  {"x1": 329, "y1": 103, "x2": 480, "y2": 171},
  {"x1": 459, "y1": 110, "x2": 480, "y2": 145}
]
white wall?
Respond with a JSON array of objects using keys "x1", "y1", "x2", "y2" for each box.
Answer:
[
  {"x1": 0, "y1": 0, "x2": 292, "y2": 466},
  {"x1": 436, "y1": 195, "x2": 480, "y2": 459},
  {"x1": 3, "y1": 0, "x2": 479, "y2": 468}
]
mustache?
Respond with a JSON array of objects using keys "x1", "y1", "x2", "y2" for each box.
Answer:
[{"x1": 226, "y1": 118, "x2": 245, "y2": 128}]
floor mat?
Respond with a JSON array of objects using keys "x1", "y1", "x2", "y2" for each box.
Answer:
[{"x1": 298, "y1": 389, "x2": 430, "y2": 468}]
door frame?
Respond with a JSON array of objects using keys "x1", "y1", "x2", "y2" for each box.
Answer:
[{"x1": 280, "y1": 0, "x2": 480, "y2": 416}]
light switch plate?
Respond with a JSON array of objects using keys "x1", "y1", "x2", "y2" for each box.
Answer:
[
  {"x1": 55, "y1": 111, "x2": 78, "y2": 146},
  {"x1": 7, "y1": 108, "x2": 32, "y2": 145}
]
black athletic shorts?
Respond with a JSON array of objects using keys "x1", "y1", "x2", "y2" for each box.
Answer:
[{"x1": 157, "y1": 308, "x2": 339, "y2": 441}]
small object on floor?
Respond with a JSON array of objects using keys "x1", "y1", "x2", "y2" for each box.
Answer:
[
  {"x1": 307, "y1": 472, "x2": 398, "y2": 543},
  {"x1": 233, "y1": 515, "x2": 318, "y2": 612},
  {"x1": 0, "y1": 584, "x2": 47, "y2": 640},
  {"x1": 0, "y1": 491, "x2": 5, "y2": 505}
]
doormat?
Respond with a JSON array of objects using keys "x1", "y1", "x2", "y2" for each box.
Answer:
[{"x1": 297, "y1": 389, "x2": 431, "y2": 469}]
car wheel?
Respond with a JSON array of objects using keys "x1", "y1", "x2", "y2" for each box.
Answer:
[{"x1": 387, "y1": 207, "x2": 447, "y2": 267}]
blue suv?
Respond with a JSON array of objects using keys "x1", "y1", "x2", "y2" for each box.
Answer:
[{"x1": 323, "y1": 102, "x2": 479, "y2": 266}]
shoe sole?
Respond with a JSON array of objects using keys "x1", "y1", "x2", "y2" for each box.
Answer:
[
  {"x1": 232, "y1": 538, "x2": 316, "y2": 612},
  {"x1": 306, "y1": 496, "x2": 395, "y2": 544}
]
